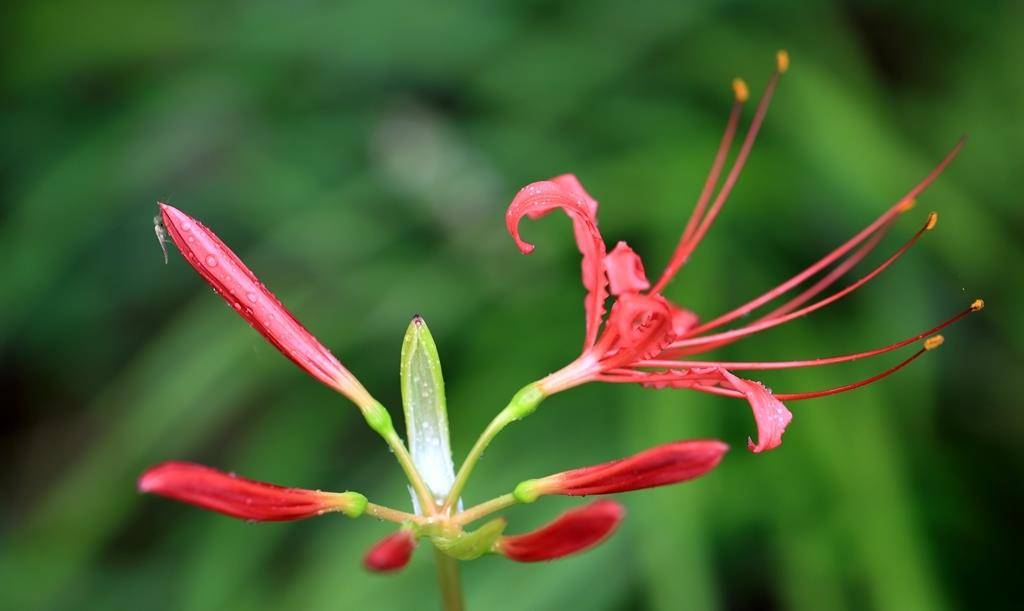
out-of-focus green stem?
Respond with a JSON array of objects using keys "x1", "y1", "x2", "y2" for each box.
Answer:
[
  {"x1": 455, "y1": 493, "x2": 517, "y2": 526},
  {"x1": 443, "y1": 383, "x2": 545, "y2": 513},
  {"x1": 434, "y1": 549, "x2": 464, "y2": 611},
  {"x1": 364, "y1": 502, "x2": 422, "y2": 525}
]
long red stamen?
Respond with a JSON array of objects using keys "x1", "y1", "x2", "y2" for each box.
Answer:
[
  {"x1": 640, "y1": 301, "x2": 978, "y2": 371},
  {"x1": 652, "y1": 52, "x2": 787, "y2": 293},
  {"x1": 651, "y1": 81, "x2": 746, "y2": 294},
  {"x1": 679, "y1": 137, "x2": 965, "y2": 339},
  {"x1": 668, "y1": 212, "x2": 938, "y2": 351}
]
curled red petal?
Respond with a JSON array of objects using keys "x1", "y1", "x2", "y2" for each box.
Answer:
[
  {"x1": 138, "y1": 461, "x2": 353, "y2": 522},
  {"x1": 719, "y1": 369, "x2": 793, "y2": 453},
  {"x1": 667, "y1": 301, "x2": 699, "y2": 338},
  {"x1": 364, "y1": 531, "x2": 417, "y2": 573},
  {"x1": 595, "y1": 293, "x2": 675, "y2": 371},
  {"x1": 158, "y1": 204, "x2": 370, "y2": 405},
  {"x1": 498, "y1": 500, "x2": 624, "y2": 562},
  {"x1": 604, "y1": 241, "x2": 651, "y2": 296},
  {"x1": 539, "y1": 439, "x2": 728, "y2": 495},
  {"x1": 505, "y1": 178, "x2": 608, "y2": 348}
]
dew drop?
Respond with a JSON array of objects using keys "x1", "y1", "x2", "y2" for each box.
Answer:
[
  {"x1": 205, "y1": 255, "x2": 218, "y2": 267},
  {"x1": 246, "y1": 291, "x2": 258, "y2": 303},
  {"x1": 181, "y1": 221, "x2": 193, "y2": 231}
]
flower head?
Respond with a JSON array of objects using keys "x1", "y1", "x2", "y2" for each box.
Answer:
[
  {"x1": 364, "y1": 530, "x2": 418, "y2": 572},
  {"x1": 506, "y1": 51, "x2": 978, "y2": 452}
]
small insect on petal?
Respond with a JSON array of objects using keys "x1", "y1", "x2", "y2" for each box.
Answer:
[
  {"x1": 364, "y1": 530, "x2": 417, "y2": 573},
  {"x1": 138, "y1": 461, "x2": 366, "y2": 521},
  {"x1": 496, "y1": 500, "x2": 625, "y2": 562},
  {"x1": 518, "y1": 439, "x2": 728, "y2": 500}
]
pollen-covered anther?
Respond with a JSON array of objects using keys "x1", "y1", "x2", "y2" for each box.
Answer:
[
  {"x1": 776, "y1": 50, "x2": 790, "y2": 73},
  {"x1": 732, "y1": 78, "x2": 749, "y2": 102},
  {"x1": 971, "y1": 298, "x2": 985, "y2": 312},
  {"x1": 925, "y1": 212, "x2": 938, "y2": 230},
  {"x1": 924, "y1": 335, "x2": 945, "y2": 351}
]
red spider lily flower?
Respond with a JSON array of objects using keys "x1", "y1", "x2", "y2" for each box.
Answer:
[
  {"x1": 505, "y1": 51, "x2": 981, "y2": 453},
  {"x1": 364, "y1": 530, "x2": 417, "y2": 573},
  {"x1": 514, "y1": 439, "x2": 728, "y2": 502},
  {"x1": 495, "y1": 500, "x2": 625, "y2": 562},
  {"x1": 157, "y1": 203, "x2": 374, "y2": 409},
  {"x1": 138, "y1": 461, "x2": 367, "y2": 521}
]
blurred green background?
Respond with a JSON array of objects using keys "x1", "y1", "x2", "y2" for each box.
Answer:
[{"x1": 1, "y1": 0, "x2": 1020, "y2": 609}]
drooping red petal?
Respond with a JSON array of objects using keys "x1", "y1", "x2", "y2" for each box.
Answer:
[
  {"x1": 364, "y1": 530, "x2": 417, "y2": 573},
  {"x1": 497, "y1": 500, "x2": 625, "y2": 562},
  {"x1": 604, "y1": 241, "x2": 650, "y2": 296},
  {"x1": 138, "y1": 461, "x2": 362, "y2": 521},
  {"x1": 718, "y1": 369, "x2": 793, "y2": 453},
  {"x1": 158, "y1": 204, "x2": 372, "y2": 406},
  {"x1": 535, "y1": 439, "x2": 728, "y2": 496},
  {"x1": 505, "y1": 177, "x2": 608, "y2": 348}
]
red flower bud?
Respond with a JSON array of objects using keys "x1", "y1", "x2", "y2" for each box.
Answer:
[
  {"x1": 364, "y1": 531, "x2": 417, "y2": 572},
  {"x1": 138, "y1": 461, "x2": 366, "y2": 521},
  {"x1": 497, "y1": 500, "x2": 624, "y2": 562},
  {"x1": 158, "y1": 203, "x2": 372, "y2": 407},
  {"x1": 519, "y1": 439, "x2": 727, "y2": 500}
]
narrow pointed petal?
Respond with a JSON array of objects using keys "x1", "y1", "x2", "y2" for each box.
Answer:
[
  {"x1": 138, "y1": 461, "x2": 366, "y2": 521},
  {"x1": 496, "y1": 500, "x2": 625, "y2": 562},
  {"x1": 518, "y1": 440, "x2": 728, "y2": 499},
  {"x1": 719, "y1": 369, "x2": 793, "y2": 453},
  {"x1": 505, "y1": 178, "x2": 608, "y2": 348},
  {"x1": 604, "y1": 241, "x2": 650, "y2": 295},
  {"x1": 157, "y1": 203, "x2": 372, "y2": 407},
  {"x1": 364, "y1": 530, "x2": 417, "y2": 573}
]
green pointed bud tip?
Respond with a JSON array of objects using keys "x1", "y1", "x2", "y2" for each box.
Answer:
[
  {"x1": 339, "y1": 492, "x2": 368, "y2": 518},
  {"x1": 363, "y1": 400, "x2": 393, "y2": 435},
  {"x1": 505, "y1": 383, "x2": 545, "y2": 421},
  {"x1": 433, "y1": 518, "x2": 507, "y2": 561},
  {"x1": 513, "y1": 479, "x2": 541, "y2": 504}
]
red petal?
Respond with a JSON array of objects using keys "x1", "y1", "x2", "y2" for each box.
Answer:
[
  {"x1": 604, "y1": 241, "x2": 650, "y2": 296},
  {"x1": 364, "y1": 531, "x2": 416, "y2": 573},
  {"x1": 138, "y1": 461, "x2": 351, "y2": 521},
  {"x1": 719, "y1": 369, "x2": 793, "y2": 453},
  {"x1": 505, "y1": 177, "x2": 608, "y2": 348},
  {"x1": 158, "y1": 204, "x2": 369, "y2": 404},
  {"x1": 498, "y1": 500, "x2": 624, "y2": 562},
  {"x1": 540, "y1": 439, "x2": 728, "y2": 495},
  {"x1": 594, "y1": 293, "x2": 675, "y2": 371}
]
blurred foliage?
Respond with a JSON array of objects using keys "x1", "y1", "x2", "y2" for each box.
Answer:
[{"x1": 1, "y1": 0, "x2": 1021, "y2": 609}]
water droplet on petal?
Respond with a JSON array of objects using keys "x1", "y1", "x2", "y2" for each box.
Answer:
[
  {"x1": 205, "y1": 255, "x2": 218, "y2": 267},
  {"x1": 246, "y1": 292, "x2": 258, "y2": 303},
  {"x1": 181, "y1": 221, "x2": 193, "y2": 231}
]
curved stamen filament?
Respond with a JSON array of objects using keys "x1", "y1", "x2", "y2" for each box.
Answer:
[
  {"x1": 652, "y1": 87, "x2": 746, "y2": 293},
  {"x1": 680, "y1": 138, "x2": 965, "y2": 339},
  {"x1": 652, "y1": 59, "x2": 785, "y2": 293},
  {"x1": 639, "y1": 302, "x2": 976, "y2": 370},
  {"x1": 668, "y1": 213, "x2": 937, "y2": 351}
]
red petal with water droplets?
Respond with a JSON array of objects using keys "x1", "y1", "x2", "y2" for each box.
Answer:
[
  {"x1": 364, "y1": 531, "x2": 416, "y2": 573},
  {"x1": 159, "y1": 204, "x2": 369, "y2": 405},
  {"x1": 719, "y1": 369, "x2": 793, "y2": 453},
  {"x1": 537, "y1": 439, "x2": 728, "y2": 495},
  {"x1": 138, "y1": 461, "x2": 353, "y2": 521},
  {"x1": 505, "y1": 177, "x2": 608, "y2": 348},
  {"x1": 604, "y1": 241, "x2": 650, "y2": 296},
  {"x1": 497, "y1": 500, "x2": 624, "y2": 562}
]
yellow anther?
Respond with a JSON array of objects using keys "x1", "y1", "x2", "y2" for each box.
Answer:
[
  {"x1": 732, "y1": 78, "x2": 749, "y2": 102},
  {"x1": 897, "y1": 198, "x2": 917, "y2": 213},
  {"x1": 925, "y1": 212, "x2": 938, "y2": 230},
  {"x1": 776, "y1": 50, "x2": 790, "y2": 74},
  {"x1": 971, "y1": 298, "x2": 985, "y2": 312},
  {"x1": 924, "y1": 335, "x2": 945, "y2": 351}
]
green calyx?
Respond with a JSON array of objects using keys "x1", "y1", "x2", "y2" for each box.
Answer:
[
  {"x1": 337, "y1": 492, "x2": 368, "y2": 518},
  {"x1": 362, "y1": 400, "x2": 394, "y2": 436},
  {"x1": 433, "y1": 518, "x2": 507, "y2": 561},
  {"x1": 503, "y1": 383, "x2": 545, "y2": 422},
  {"x1": 512, "y1": 479, "x2": 542, "y2": 504}
]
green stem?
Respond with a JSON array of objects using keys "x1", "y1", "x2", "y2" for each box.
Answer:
[
  {"x1": 433, "y1": 549, "x2": 465, "y2": 611},
  {"x1": 443, "y1": 383, "x2": 545, "y2": 512},
  {"x1": 383, "y1": 429, "x2": 438, "y2": 515},
  {"x1": 364, "y1": 502, "x2": 422, "y2": 525},
  {"x1": 455, "y1": 493, "x2": 517, "y2": 526}
]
